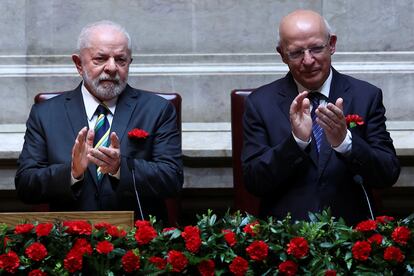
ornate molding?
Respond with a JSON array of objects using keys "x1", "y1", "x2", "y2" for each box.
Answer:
[{"x1": 0, "y1": 52, "x2": 412, "y2": 77}]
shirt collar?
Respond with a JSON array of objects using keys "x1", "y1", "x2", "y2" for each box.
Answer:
[
  {"x1": 81, "y1": 82, "x2": 117, "y2": 121},
  {"x1": 294, "y1": 68, "x2": 333, "y2": 98}
]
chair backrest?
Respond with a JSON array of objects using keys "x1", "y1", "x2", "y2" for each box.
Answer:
[
  {"x1": 34, "y1": 91, "x2": 182, "y2": 226},
  {"x1": 231, "y1": 89, "x2": 260, "y2": 215}
]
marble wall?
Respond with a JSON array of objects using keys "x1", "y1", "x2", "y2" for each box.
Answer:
[{"x1": 0, "y1": 0, "x2": 413, "y2": 123}]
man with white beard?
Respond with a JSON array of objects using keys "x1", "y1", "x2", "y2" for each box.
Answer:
[{"x1": 15, "y1": 21, "x2": 183, "y2": 222}]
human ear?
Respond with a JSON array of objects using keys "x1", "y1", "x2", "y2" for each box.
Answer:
[{"x1": 72, "y1": 54, "x2": 83, "y2": 75}]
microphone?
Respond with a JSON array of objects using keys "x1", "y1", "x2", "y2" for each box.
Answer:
[
  {"x1": 126, "y1": 157, "x2": 145, "y2": 220},
  {"x1": 353, "y1": 175, "x2": 374, "y2": 220}
]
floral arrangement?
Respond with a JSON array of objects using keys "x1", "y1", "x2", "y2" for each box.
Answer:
[
  {"x1": 345, "y1": 114, "x2": 364, "y2": 129},
  {"x1": 0, "y1": 210, "x2": 413, "y2": 275},
  {"x1": 128, "y1": 128, "x2": 149, "y2": 139}
]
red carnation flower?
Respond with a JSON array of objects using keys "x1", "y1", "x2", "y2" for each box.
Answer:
[
  {"x1": 243, "y1": 221, "x2": 259, "y2": 236},
  {"x1": 352, "y1": 241, "x2": 371, "y2": 261},
  {"x1": 95, "y1": 222, "x2": 112, "y2": 230},
  {"x1": 325, "y1": 269, "x2": 337, "y2": 276},
  {"x1": 28, "y1": 269, "x2": 48, "y2": 276},
  {"x1": 35, "y1": 223, "x2": 53, "y2": 237},
  {"x1": 25, "y1": 242, "x2": 48, "y2": 261},
  {"x1": 222, "y1": 229, "x2": 237, "y2": 247},
  {"x1": 368, "y1": 233, "x2": 383, "y2": 245},
  {"x1": 96, "y1": 240, "x2": 114, "y2": 254},
  {"x1": 135, "y1": 223, "x2": 157, "y2": 245},
  {"x1": 355, "y1": 220, "x2": 377, "y2": 232},
  {"x1": 14, "y1": 223, "x2": 34, "y2": 234},
  {"x1": 122, "y1": 250, "x2": 140, "y2": 273},
  {"x1": 278, "y1": 260, "x2": 298, "y2": 276},
  {"x1": 167, "y1": 250, "x2": 188, "y2": 272},
  {"x1": 181, "y1": 225, "x2": 202, "y2": 253},
  {"x1": 287, "y1": 237, "x2": 309, "y2": 259},
  {"x1": 135, "y1": 220, "x2": 152, "y2": 228},
  {"x1": 3, "y1": 236, "x2": 11, "y2": 247},
  {"x1": 392, "y1": 226, "x2": 411, "y2": 245},
  {"x1": 128, "y1": 128, "x2": 149, "y2": 139},
  {"x1": 0, "y1": 251, "x2": 20, "y2": 274},
  {"x1": 376, "y1": 215, "x2": 395, "y2": 224},
  {"x1": 64, "y1": 250, "x2": 83, "y2": 273},
  {"x1": 72, "y1": 238, "x2": 93, "y2": 255},
  {"x1": 95, "y1": 222, "x2": 126, "y2": 237},
  {"x1": 229, "y1": 256, "x2": 249, "y2": 276},
  {"x1": 149, "y1": 256, "x2": 167, "y2": 270},
  {"x1": 384, "y1": 246, "x2": 405, "y2": 263},
  {"x1": 345, "y1": 114, "x2": 364, "y2": 128},
  {"x1": 107, "y1": 225, "x2": 127, "y2": 238},
  {"x1": 246, "y1": 240, "x2": 269, "y2": 261},
  {"x1": 162, "y1": 227, "x2": 177, "y2": 233},
  {"x1": 198, "y1": 259, "x2": 215, "y2": 276},
  {"x1": 63, "y1": 220, "x2": 92, "y2": 235}
]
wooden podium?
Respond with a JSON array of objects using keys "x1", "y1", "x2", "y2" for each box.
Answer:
[{"x1": 0, "y1": 211, "x2": 135, "y2": 229}]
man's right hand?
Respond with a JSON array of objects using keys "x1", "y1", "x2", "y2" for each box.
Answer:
[
  {"x1": 71, "y1": 127, "x2": 94, "y2": 179},
  {"x1": 289, "y1": 91, "x2": 313, "y2": 142}
]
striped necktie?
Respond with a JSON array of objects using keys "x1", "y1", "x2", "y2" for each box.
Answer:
[
  {"x1": 94, "y1": 104, "x2": 110, "y2": 181},
  {"x1": 309, "y1": 92, "x2": 324, "y2": 153}
]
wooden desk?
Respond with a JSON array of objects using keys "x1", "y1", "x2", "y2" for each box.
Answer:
[{"x1": 0, "y1": 211, "x2": 134, "y2": 229}]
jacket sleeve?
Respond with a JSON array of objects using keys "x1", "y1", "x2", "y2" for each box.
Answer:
[
  {"x1": 341, "y1": 89, "x2": 400, "y2": 188},
  {"x1": 14, "y1": 104, "x2": 76, "y2": 204},
  {"x1": 241, "y1": 96, "x2": 313, "y2": 196}
]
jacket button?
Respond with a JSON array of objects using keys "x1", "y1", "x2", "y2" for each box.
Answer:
[{"x1": 95, "y1": 193, "x2": 99, "y2": 199}]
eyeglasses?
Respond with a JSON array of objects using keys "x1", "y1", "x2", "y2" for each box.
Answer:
[{"x1": 286, "y1": 36, "x2": 331, "y2": 60}]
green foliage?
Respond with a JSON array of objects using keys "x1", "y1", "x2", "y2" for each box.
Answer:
[{"x1": 0, "y1": 210, "x2": 413, "y2": 275}]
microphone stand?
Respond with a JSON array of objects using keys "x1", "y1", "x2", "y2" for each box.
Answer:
[{"x1": 127, "y1": 158, "x2": 145, "y2": 220}]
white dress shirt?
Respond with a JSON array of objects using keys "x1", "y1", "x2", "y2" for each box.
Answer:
[
  {"x1": 71, "y1": 83, "x2": 120, "y2": 184},
  {"x1": 292, "y1": 69, "x2": 352, "y2": 154}
]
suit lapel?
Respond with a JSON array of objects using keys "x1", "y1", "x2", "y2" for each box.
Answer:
[
  {"x1": 318, "y1": 68, "x2": 352, "y2": 175},
  {"x1": 111, "y1": 85, "x2": 139, "y2": 143},
  {"x1": 63, "y1": 85, "x2": 100, "y2": 185},
  {"x1": 279, "y1": 73, "x2": 299, "y2": 122},
  {"x1": 64, "y1": 85, "x2": 88, "y2": 137}
]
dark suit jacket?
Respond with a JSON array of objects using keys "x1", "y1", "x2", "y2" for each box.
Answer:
[
  {"x1": 15, "y1": 84, "x2": 183, "y2": 222},
  {"x1": 242, "y1": 68, "x2": 400, "y2": 225}
]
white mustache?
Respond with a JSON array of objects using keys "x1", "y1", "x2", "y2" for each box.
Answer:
[{"x1": 99, "y1": 74, "x2": 120, "y2": 83}]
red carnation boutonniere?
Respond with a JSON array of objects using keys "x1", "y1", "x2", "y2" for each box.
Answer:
[
  {"x1": 128, "y1": 128, "x2": 149, "y2": 139},
  {"x1": 345, "y1": 114, "x2": 364, "y2": 129}
]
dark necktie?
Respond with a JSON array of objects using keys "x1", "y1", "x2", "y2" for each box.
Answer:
[
  {"x1": 94, "y1": 104, "x2": 110, "y2": 181},
  {"x1": 309, "y1": 92, "x2": 324, "y2": 153}
]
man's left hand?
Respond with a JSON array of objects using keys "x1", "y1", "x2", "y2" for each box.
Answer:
[
  {"x1": 88, "y1": 132, "x2": 121, "y2": 175},
  {"x1": 315, "y1": 97, "x2": 347, "y2": 147}
]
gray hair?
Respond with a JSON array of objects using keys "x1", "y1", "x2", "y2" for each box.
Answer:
[
  {"x1": 276, "y1": 17, "x2": 333, "y2": 47},
  {"x1": 76, "y1": 20, "x2": 132, "y2": 52}
]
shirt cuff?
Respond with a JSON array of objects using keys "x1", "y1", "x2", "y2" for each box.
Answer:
[
  {"x1": 71, "y1": 173, "x2": 84, "y2": 186},
  {"x1": 292, "y1": 132, "x2": 311, "y2": 150},
  {"x1": 109, "y1": 167, "x2": 121, "y2": 179},
  {"x1": 332, "y1": 129, "x2": 352, "y2": 154}
]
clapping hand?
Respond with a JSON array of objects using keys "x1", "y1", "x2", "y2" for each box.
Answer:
[{"x1": 289, "y1": 91, "x2": 313, "y2": 142}]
